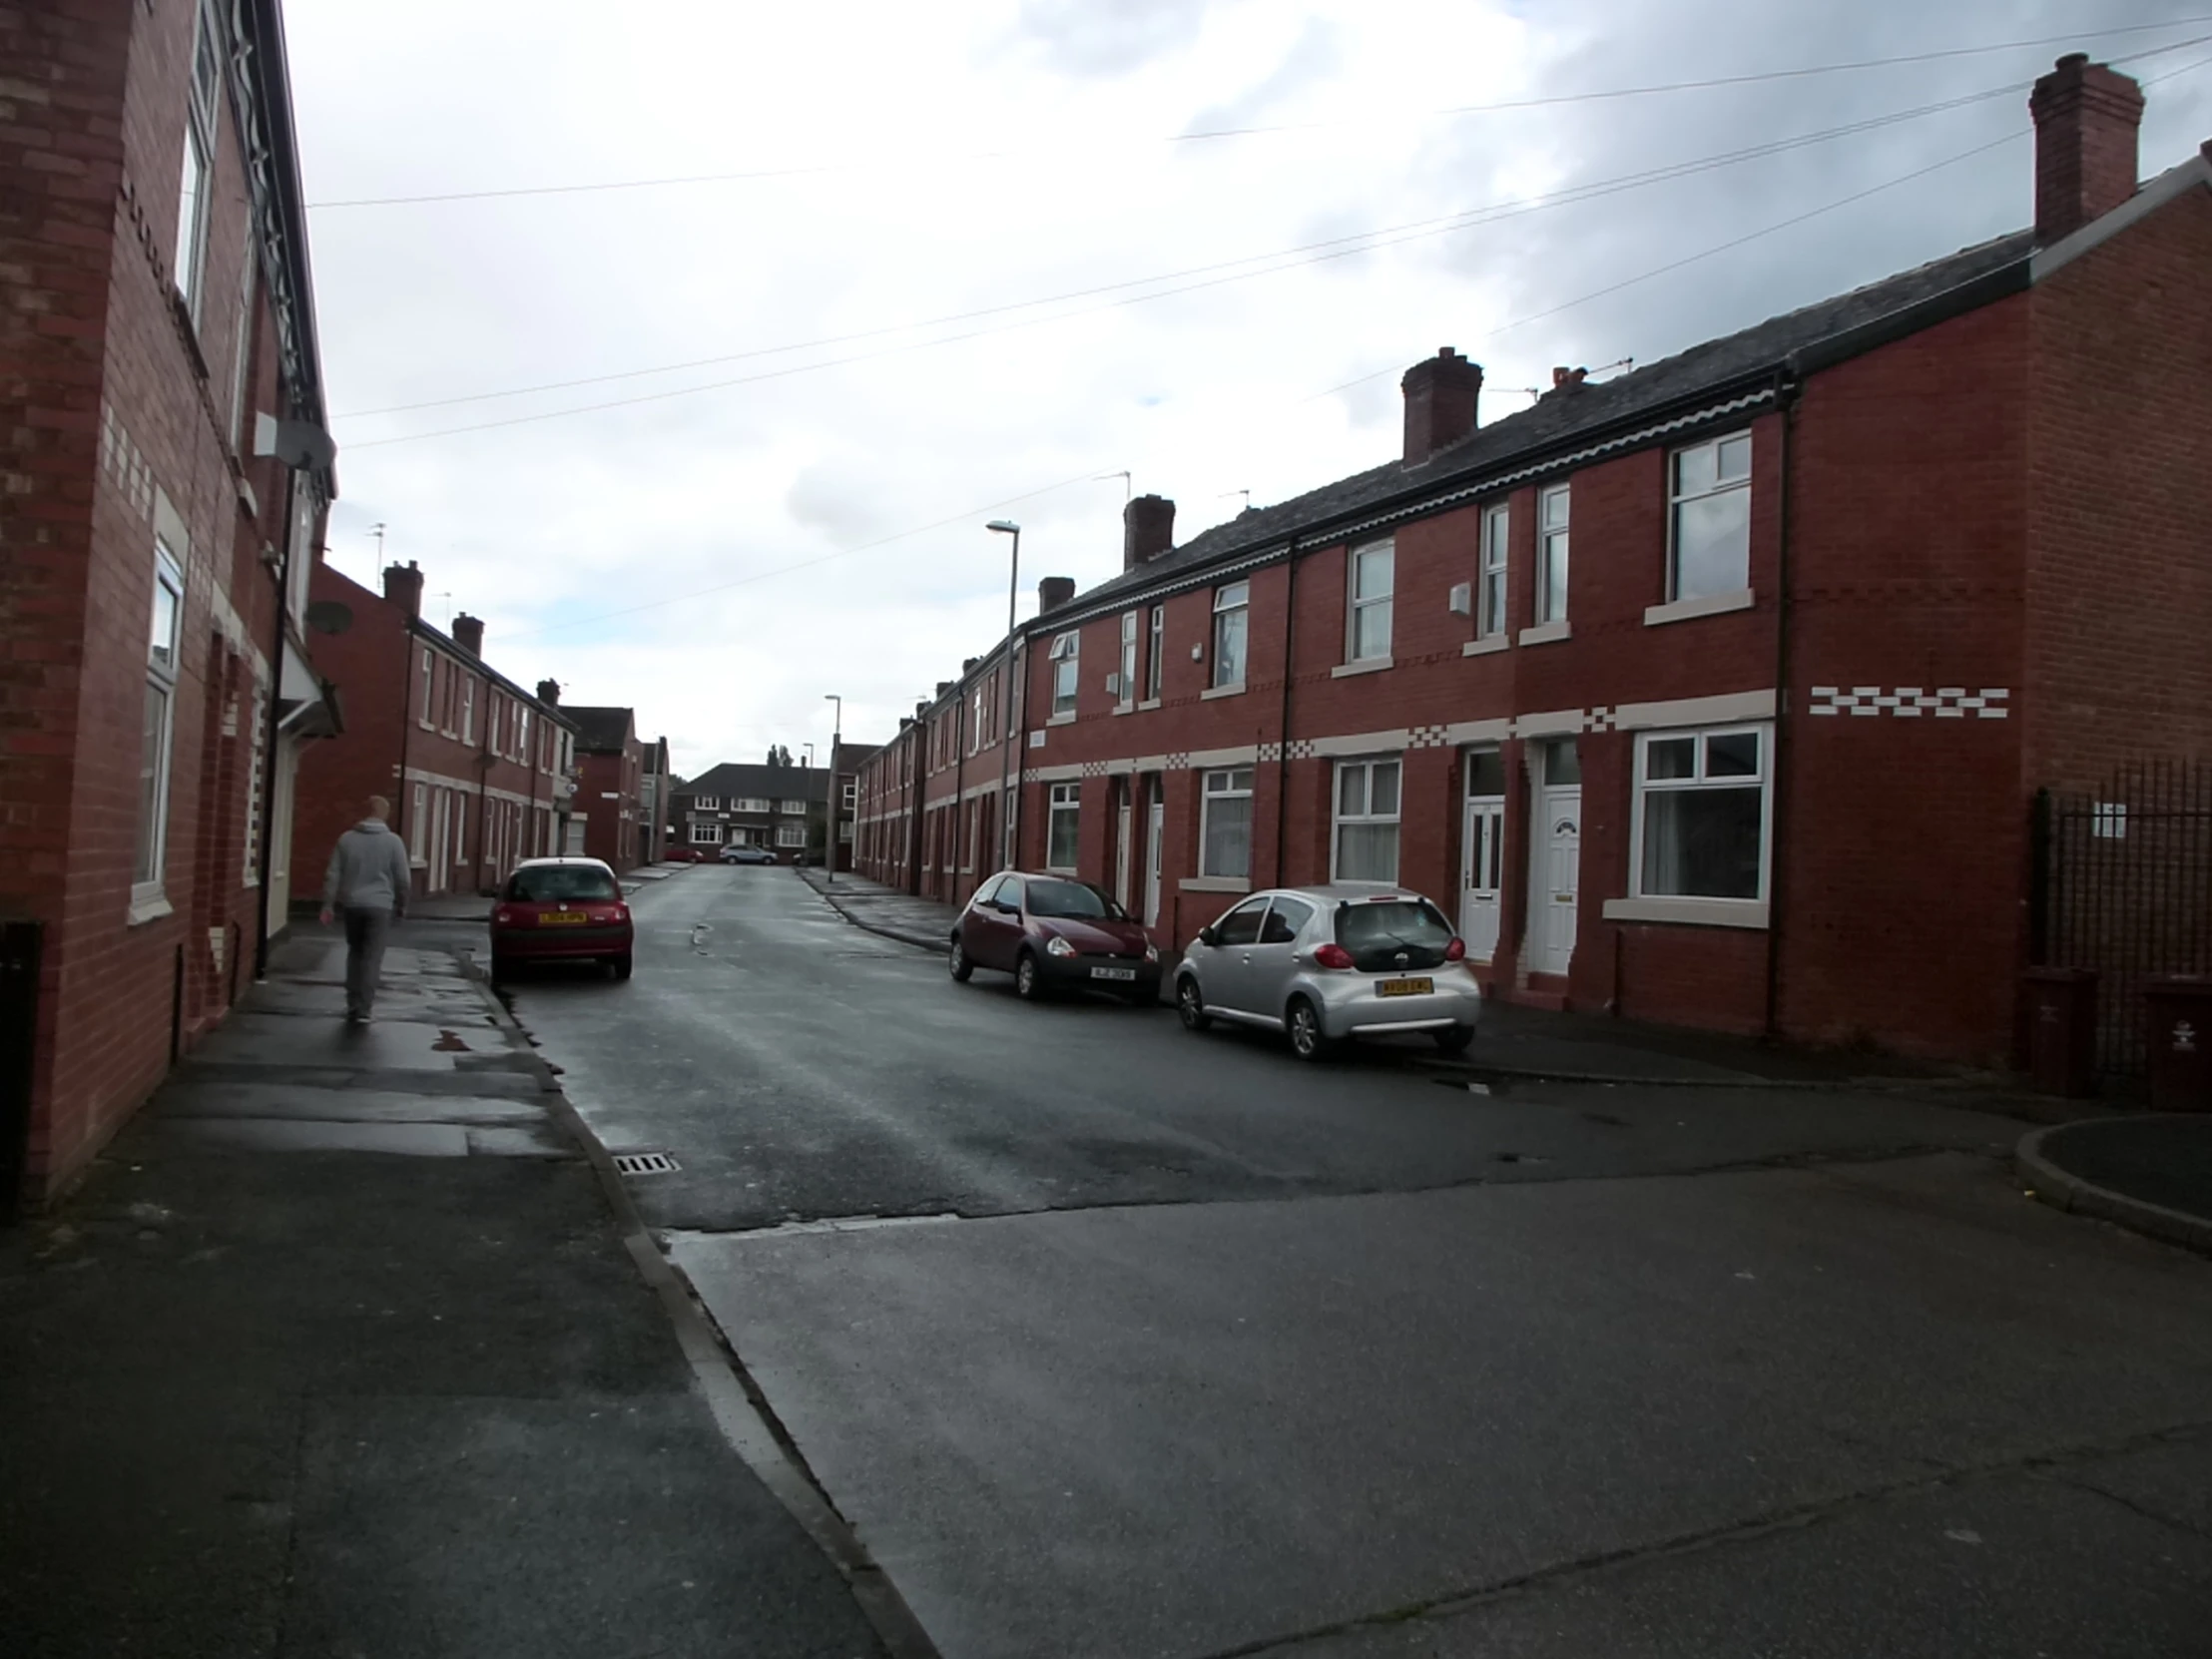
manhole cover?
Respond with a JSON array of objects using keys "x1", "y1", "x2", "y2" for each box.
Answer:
[{"x1": 613, "y1": 1151, "x2": 680, "y2": 1176}]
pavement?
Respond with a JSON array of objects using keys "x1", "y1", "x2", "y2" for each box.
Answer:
[
  {"x1": 0, "y1": 923, "x2": 891, "y2": 1659},
  {"x1": 2019, "y1": 1113, "x2": 2212, "y2": 1255},
  {"x1": 502, "y1": 863, "x2": 2212, "y2": 1659}
]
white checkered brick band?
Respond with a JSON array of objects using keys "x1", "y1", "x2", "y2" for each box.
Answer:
[{"x1": 1809, "y1": 687, "x2": 2009, "y2": 720}]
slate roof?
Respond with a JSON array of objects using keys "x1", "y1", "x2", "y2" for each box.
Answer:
[
  {"x1": 676, "y1": 763, "x2": 828, "y2": 805},
  {"x1": 1046, "y1": 228, "x2": 2037, "y2": 624},
  {"x1": 563, "y1": 705, "x2": 636, "y2": 754}
]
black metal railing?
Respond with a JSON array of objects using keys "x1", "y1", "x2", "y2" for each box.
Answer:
[{"x1": 2034, "y1": 761, "x2": 2212, "y2": 1076}]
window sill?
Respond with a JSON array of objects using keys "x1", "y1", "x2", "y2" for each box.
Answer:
[
  {"x1": 127, "y1": 892, "x2": 173, "y2": 927},
  {"x1": 1137, "y1": 698, "x2": 1162, "y2": 711},
  {"x1": 1180, "y1": 876, "x2": 1250, "y2": 893},
  {"x1": 1333, "y1": 658, "x2": 1392, "y2": 679},
  {"x1": 1047, "y1": 713, "x2": 1076, "y2": 727},
  {"x1": 1111, "y1": 704, "x2": 1134, "y2": 717},
  {"x1": 1046, "y1": 864, "x2": 1079, "y2": 876},
  {"x1": 1518, "y1": 621, "x2": 1572, "y2": 647},
  {"x1": 1461, "y1": 635, "x2": 1509, "y2": 658},
  {"x1": 1601, "y1": 895, "x2": 1769, "y2": 929},
  {"x1": 1644, "y1": 588, "x2": 1754, "y2": 628},
  {"x1": 1200, "y1": 683, "x2": 1247, "y2": 701}
]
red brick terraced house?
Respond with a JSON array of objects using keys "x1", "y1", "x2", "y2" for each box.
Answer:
[
  {"x1": 292, "y1": 561, "x2": 583, "y2": 902},
  {"x1": 856, "y1": 57, "x2": 2212, "y2": 1069},
  {"x1": 566, "y1": 705, "x2": 646, "y2": 873},
  {"x1": 2, "y1": 0, "x2": 343, "y2": 1206}
]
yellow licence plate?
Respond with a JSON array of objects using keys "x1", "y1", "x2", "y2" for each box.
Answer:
[
  {"x1": 538, "y1": 912, "x2": 588, "y2": 926},
  {"x1": 1377, "y1": 977, "x2": 1434, "y2": 997}
]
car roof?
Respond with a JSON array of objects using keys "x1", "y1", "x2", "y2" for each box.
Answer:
[
  {"x1": 512, "y1": 856, "x2": 616, "y2": 872},
  {"x1": 1248, "y1": 883, "x2": 1434, "y2": 904}
]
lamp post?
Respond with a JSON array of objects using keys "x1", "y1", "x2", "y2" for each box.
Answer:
[
  {"x1": 987, "y1": 519, "x2": 1020, "y2": 867},
  {"x1": 824, "y1": 694, "x2": 842, "y2": 884}
]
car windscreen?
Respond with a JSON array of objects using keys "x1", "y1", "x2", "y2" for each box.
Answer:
[
  {"x1": 1335, "y1": 898, "x2": 1452, "y2": 970},
  {"x1": 507, "y1": 866, "x2": 620, "y2": 903},
  {"x1": 1026, "y1": 878, "x2": 1120, "y2": 919}
]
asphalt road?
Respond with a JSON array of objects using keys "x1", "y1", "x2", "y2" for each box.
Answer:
[{"x1": 498, "y1": 867, "x2": 2212, "y2": 1659}]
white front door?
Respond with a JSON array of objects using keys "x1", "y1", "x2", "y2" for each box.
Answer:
[
  {"x1": 1532, "y1": 787, "x2": 1581, "y2": 976},
  {"x1": 1144, "y1": 793, "x2": 1164, "y2": 927},
  {"x1": 1115, "y1": 791, "x2": 1133, "y2": 910},
  {"x1": 1460, "y1": 795, "x2": 1505, "y2": 961},
  {"x1": 428, "y1": 787, "x2": 449, "y2": 893}
]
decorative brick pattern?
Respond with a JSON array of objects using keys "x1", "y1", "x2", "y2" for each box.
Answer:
[
  {"x1": 1807, "y1": 686, "x2": 2010, "y2": 719},
  {"x1": 1407, "y1": 724, "x2": 1451, "y2": 750}
]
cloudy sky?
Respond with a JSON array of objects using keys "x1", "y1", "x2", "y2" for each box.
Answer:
[{"x1": 283, "y1": 0, "x2": 2212, "y2": 777}]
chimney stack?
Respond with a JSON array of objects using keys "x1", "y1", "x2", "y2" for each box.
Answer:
[
  {"x1": 381, "y1": 559, "x2": 424, "y2": 618},
  {"x1": 450, "y1": 613, "x2": 483, "y2": 657},
  {"x1": 1400, "y1": 347, "x2": 1482, "y2": 466},
  {"x1": 1122, "y1": 494, "x2": 1176, "y2": 570},
  {"x1": 535, "y1": 679, "x2": 560, "y2": 706},
  {"x1": 2029, "y1": 55, "x2": 2143, "y2": 245},
  {"x1": 1038, "y1": 576, "x2": 1077, "y2": 614}
]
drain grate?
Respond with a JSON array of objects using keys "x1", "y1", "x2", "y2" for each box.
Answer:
[{"x1": 613, "y1": 1151, "x2": 680, "y2": 1176}]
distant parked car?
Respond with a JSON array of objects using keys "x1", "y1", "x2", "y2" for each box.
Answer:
[
  {"x1": 719, "y1": 843, "x2": 776, "y2": 864},
  {"x1": 1174, "y1": 884, "x2": 1479, "y2": 1061},
  {"x1": 662, "y1": 846, "x2": 705, "y2": 863},
  {"x1": 489, "y1": 857, "x2": 633, "y2": 982},
  {"x1": 949, "y1": 870, "x2": 1161, "y2": 1004}
]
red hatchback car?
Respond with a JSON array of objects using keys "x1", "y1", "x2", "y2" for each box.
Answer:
[
  {"x1": 489, "y1": 857, "x2": 634, "y2": 982},
  {"x1": 948, "y1": 870, "x2": 1161, "y2": 1004}
]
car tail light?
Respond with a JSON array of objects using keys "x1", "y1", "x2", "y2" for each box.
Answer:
[
  {"x1": 1314, "y1": 942, "x2": 1354, "y2": 970},
  {"x1": 493, "y1": 906, "x2": 513, "y2": 925},
  {"x1": 1444, "y1": 937, "x2": 1466, "y2": 962},
  {"x1": 586, "y1": 905, "x2": 625, "y2": 923}
]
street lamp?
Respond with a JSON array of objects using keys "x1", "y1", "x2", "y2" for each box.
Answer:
[
  {"x1": 824, "y1": 694, "x2": 842, "y2": 885},
  {"x1": 987, "y1": 520, "x2": 1020, "y2": 868}
]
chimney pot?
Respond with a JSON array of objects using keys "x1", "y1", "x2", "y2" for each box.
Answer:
[
  {"x1": 2029, "y1": 56, "x2": 2143, "y2": 245},
  {"x1": 1038, "y1": 575, "x2": 1077, "y2": 614},
  {"x1": 451, "y1": 613, "x2": 484, "y2": 656},
  {"x1": 1399, "y1": 347, "x2": 1483, "y2": 466},
  {"x1": 1122, "y1": 494, "x2": 1177, "y2": 570},
  {"x1": 381, "y1": 559, "x2": 424, "y2": 618},
  {"x1": 535, "y1": 679, "x2": 560, "y2": 706}
]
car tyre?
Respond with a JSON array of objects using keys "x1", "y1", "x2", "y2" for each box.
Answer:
[
  {"x1": 609, "y1": 953, "x2": 633, "y2": 981},
  {"x1": 948, "y1": 934, "x2": 974, "y2": 982},
  {"x1": 1287, "y1": 996, "x2": 1337, "y2": 1062},
  {"x1": 1176, "y1": 976, "x2": 1212, "y2": 1032},
  {"x1": 1014, "y1": 950, "x2": 1044, "y2": 1002},
  {"x1": 1432, "y1": 1023, "x2": 1474, "y2": 1055},
  {"x1": 488, "y1": 951, "x2": 511, "y2": 988}
]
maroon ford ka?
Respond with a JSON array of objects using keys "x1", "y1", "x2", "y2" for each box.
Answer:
[{"x1": 948, "y1": 870, "x2": 1161, "y2": 1004}]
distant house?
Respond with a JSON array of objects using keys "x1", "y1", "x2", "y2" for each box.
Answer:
[
  {"x1": 670, "y1": 762, "x2": 828, "y2": 860},
  {"x1": 565, "y1": 706, "x2": 648, "y2": 873},
  {"x1": 639, "y1": 738, "x2": 674, "y2": 865}
]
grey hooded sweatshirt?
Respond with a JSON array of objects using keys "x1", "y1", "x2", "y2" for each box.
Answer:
[{"x1": 323, "y1": 819, "x2": 414, "y2": 914}]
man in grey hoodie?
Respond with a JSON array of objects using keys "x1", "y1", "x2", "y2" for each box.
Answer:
[{"x1": 320, "y1": 796, "x2": 415, "y2": 1024}]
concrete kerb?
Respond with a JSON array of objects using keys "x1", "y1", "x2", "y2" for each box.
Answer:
[
  {"x1": 451, "y1": 948, "x2": 944, "y2": 1659},
  {"x1": 798, "y1": 870, "x2": 950, "y2": 954},
  {"x1": 2015, "y1": 1118, "x2": 2212, "y2": 1257}
]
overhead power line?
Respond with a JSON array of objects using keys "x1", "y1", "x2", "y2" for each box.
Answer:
[{"x1": 305, "y1": 16, "x2": 2212, "y2": 209}]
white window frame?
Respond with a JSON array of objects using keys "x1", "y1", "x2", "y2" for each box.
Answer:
[
  {"x1": 174, "y1": 0, "x2": 220, "y2": 323},
  {"x1": 690, "y1": 823, "x2": 723, "y2": 845},
  {"x1": 133, "y1": 539, "x2": 186, "y2": 908},
  {"x1": 1146, "y1": 603, "x2": 1164, "y2": 701},
  {"x1": 1536, "y1": 485, "x2": 1569, "y2": 625},
  {"x1": 1346, "y1": 540, "x2": 1393, "y2": 664},
  {"x1": 694, "y1": 795, "x2": 720, "y2": 811},
  {"x1": 776, "y1": 824, "x2": 806, "y2": 848},
  {"x1": 737, "y1": 796, "x2": 770, "y2": 814},
  {"x1": 1049, "y1": 631, "x2": 1079, "y2": 718},
  {"x1": 227, "y1": 240, "x2": 255, "y2": 450},
  {"x1": 409, "y1": 782, "x2": 428, "y2": 863},
  {"x1": 1478, "y1": 503, "x2": 1509, "y2": 639},
  {"x1": 1199, "y1": 767, "x2": 1254, "y2": 880},
  {"x1": 1613, "y1": 724, "x2": 1773, "y2": 926},
  {"x1": 1211, "y1": 581, "x2": 1249, "y2": 690},
  {"x1": 1046, "y1": 781, "x2": 1080, "y2": 871},
  {"x1": 418, "y1": 647, "x2": 433, "y2": 726},
  {"x1": 459, "y1": 678, "x2": 475, "y2": 746},
  {"x1": 1117, "y1": 610, "x2": 1138, "y2": 709},
  {"x1": 1667, "y1": 429, "x2": 1754, "y2": 603},
  {"x1": 1331, "y1": 757, "x2": 1401, "y2": 884},
  {"x1": 778, "y1": 799, "x2": 807, "y2": 816},
  {"x1": 841, "y1": 781, "x2": 856, "y2": 809}
]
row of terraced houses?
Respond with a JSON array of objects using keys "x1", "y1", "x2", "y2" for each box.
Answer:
[
  {"x1": 1, "y1": 0, "x2": 660, "y2": 1208},
  {"x1": 854, "y1": 56, "x2": 2212, "y2": 1069}
]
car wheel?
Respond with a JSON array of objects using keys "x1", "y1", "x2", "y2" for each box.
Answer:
[
  {"x1": 1287, "y1": 996, "x2": 1336, "y2": 1062},
  {"x1": 613, "y1": 952, "x2": 633, "y2": 981},
  {"x1": 1176, "y1": 976, "x2": 1212, "y2": 1032},
  {"x1": 488, "y1": 951, "x2": 510, "y2": 987},
  {"x1": 1014, "y1": 950, "x2": 1044, "y2": 1001},
  {"x1": 948, "y1": 934, "x2": 974, "y2": 982},
  {"x1": 1432, "y1": 1023, "x2": 1474, "y2": 1055}
]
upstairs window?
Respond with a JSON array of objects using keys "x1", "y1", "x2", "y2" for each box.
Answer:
[
  {"x1": 694, "y1": 796, "x2": 721, "y2": 811},
  {"x1": 1117, "y1": 611, "x2": 1138, "y2": 708},
  {"x1": 1669, "y1": 431, "x2": 1753, "y2": 602},
  {"x1": 1050, "y1": 631, "x2": 1079, "y2": 717},
  {"x1": 1348, "y1": 541, "x2": 1392, "y2": 662},
  {"x1": 779, "y1": 799, "x2": 807, "y2": 815},
  {"x1": 1536, "y1": 485, "x2": 1570, "y2": 625},
  {"x1": 174, "y1": 0, "x2": 220, "y2": 323},
  {"x1": 135, "y1": 540, "x2": 186, "y2": 895},
  {"x1": 1211, "y1": 581, "x2": 1248, "y2": 689},
  {"x1": 1146, "y1": 603, "x2": 1164, "y2": 700},
  {"x1": 1478, "y1": 504, "x2": 1509, "y2": 639}
]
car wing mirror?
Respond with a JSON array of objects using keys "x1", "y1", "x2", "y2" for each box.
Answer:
[{"x1": 1196, "y1": 925, "x2": 1218, "y2": 947}]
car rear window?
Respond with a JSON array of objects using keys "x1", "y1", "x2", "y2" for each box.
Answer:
[
  {"x1": 1335, "y1": 898, "x2": 1453, "y2": 969},
  {"x1": 507, "y1": 865, "x2": 619, "y2": 902},
  {"x1": 1027, "y1": 878, "x2": 1118, "y2": 919}
]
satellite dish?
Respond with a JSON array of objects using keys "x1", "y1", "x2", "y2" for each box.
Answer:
[{"x1": 305, "y1": 600, "x2": 353, "y2": 636}]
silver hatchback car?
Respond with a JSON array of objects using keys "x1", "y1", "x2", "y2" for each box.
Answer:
[{"x1": 1174, "y1": 884, "x2": 1482, "y2": 1061}]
